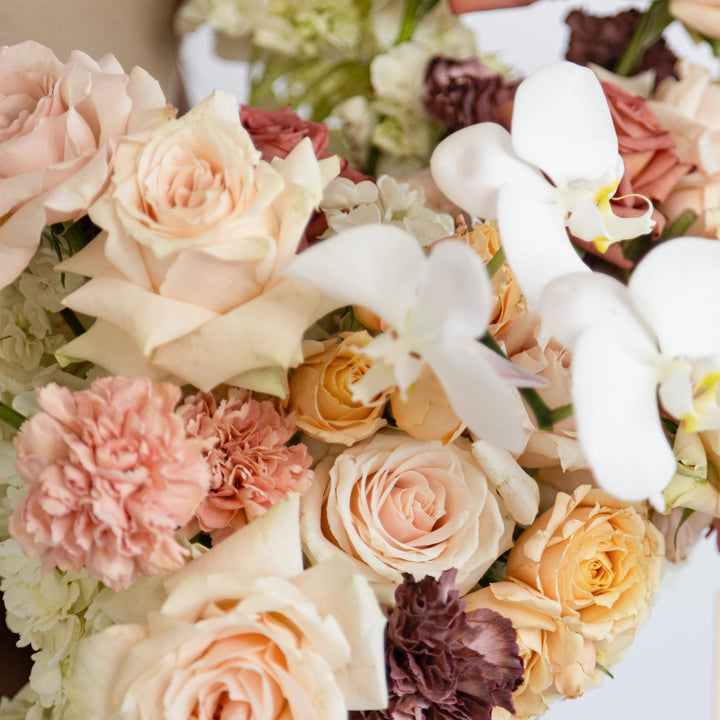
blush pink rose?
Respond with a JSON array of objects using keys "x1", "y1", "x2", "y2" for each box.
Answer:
[
  {"x1": 301, "y1": 431, "x2": 535, "y2": 604},
  {"x1": 178, "y1": 387, "x2": 313, "y2": 533},
  {"x1": 0, "y1": 41, "x2": 169, "y2": 290},
  {"x1": 9, "y1": 377, "x2": 210, "y2": 590}
]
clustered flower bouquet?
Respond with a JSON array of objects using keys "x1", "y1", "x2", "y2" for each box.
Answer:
[{"x1": 1, "y1": 0, "x2": 720, "y2": 718}]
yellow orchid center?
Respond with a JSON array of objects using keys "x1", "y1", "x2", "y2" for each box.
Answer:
[
  {"x1": 681, "y1": 370, "x2": 720, "y2": 433},
  {"x1": 591, "y1": 178, "x2": 621, "y2": 253}
]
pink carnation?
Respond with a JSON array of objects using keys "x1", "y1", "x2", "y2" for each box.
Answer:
[
  {"x1": 9, "y1": 377, "x2": 210, "y2": 591},
  {"x1": 179, "y1": 388, "x2": 313, "y2": 533}
]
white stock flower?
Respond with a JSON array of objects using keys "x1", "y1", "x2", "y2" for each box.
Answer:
[
  {"x1": 431, "y1": 61, "x2": 654, "y2": 308},
  {"x1": 540, "y1": 236, "x2": 720, "y2": 505},
  {"x1": 322, "y1": 175, "x2": 454, "y2": 246},
  {"x1": 286, "y1": 224, "x2": 543, "y2": 452}
]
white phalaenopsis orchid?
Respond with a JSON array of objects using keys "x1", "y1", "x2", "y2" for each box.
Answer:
[
  {"x1": 430, "y1": 61, "x2": 654, "y2": 308},
  {"x1": 285, "y1": 225, "x2": 544, "y2": 452},
  {"x1": 540, "y1": 237, "x2": 720, "y2": 506}
]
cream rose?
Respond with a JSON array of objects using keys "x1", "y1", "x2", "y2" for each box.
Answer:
[
  {"x1": 465, "y1": 580, "x2": 597, "y2": 719},
  {"x1": 670, "y1": 0, "x2": 720, "y2": 40},
  {"x1": 301, "y1": 430, "x2": 538, "y2": 603},
  {"x1": 65, "y1": 496, "x2": 388, "y2": 720},
  {"x1": 506, "y1": 485, "x2": 664, "y2": 649},
  {"x1": 0, "y1": 41, "x2": 168, "y2": 290},
  {"x1": 57, "y1": 91, "x2": 338, "y2": 394},
  {"x1": 287, "y1": 331, "x2": 390, "y2": 445}
]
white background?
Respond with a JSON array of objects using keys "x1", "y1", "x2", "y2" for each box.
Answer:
[{"x1": 180, "y1": 2, "x2": 720, "y2": 718}]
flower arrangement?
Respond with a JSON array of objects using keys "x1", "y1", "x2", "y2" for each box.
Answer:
[{"x1": 2, "y1": 0, "x2": 720, "y2": 718}]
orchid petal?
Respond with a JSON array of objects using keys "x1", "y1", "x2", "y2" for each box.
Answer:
[
  {"x1": 285, "y1": 224, "x2": 425, "y2": 330},
  {"x1": 512, "y1": 62, "x2": 617, "y2": 188},
  {"x1": 539, "y1": 272, "x2": 657, "y2": 361},
  {"x1": 658, "y1": 367, "x2": 695, "y2": 421},
  {"x1": 572, "y1": 323, "x2": 676, "y2": 503},
  {"x1": 629, "y1": 237, "x2": 720, "y2": 358},
  {"x1": 430, "y1": 122, "x2": 551, "y2": 219},
  {"x1": 497, "y1": 184, "x2": 590, "y2": 309},
  {"x1": 410, "y1": 240, "x2": 492, "y2": 342},
  {"x1": 425, "y1": 341, "x2": 527, "y2": 452},
  {"x1": 567, "y1": 197, "x2": 654, "y2": 249}
]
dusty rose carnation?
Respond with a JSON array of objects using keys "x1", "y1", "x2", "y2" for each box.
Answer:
[
  {"x1": 240, "y1": 104, "x2": 367, "y2": 183},
  {"x1": 9, "y1": 377, "x2": 210, "y2": 591},
  {"x1": 179, "y1": 388, "x2": 313, "y2": 533},
  {"x1": 572, "y1": 81, "x2": 693, "y2": 270},
  {"x1": 352, "y1": 569, "x2": 523, "y2": 720}
]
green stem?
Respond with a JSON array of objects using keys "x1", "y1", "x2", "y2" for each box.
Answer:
[
  {"x1": 394, "y1": 0, "x2": 439, "y2": 45},
  {"x1": 614, "y1": 0, "x2": 672, "y2": 76},
  {"x1": 364, "y1": 145, "x2": 380, "y2": 177},
  {"x1": 660, "y1": 209, "x2": 698, "y2": 241},
  {"x1": 481, "y1": 333, "x2": 572, "y2": 432},
  {"x1": 0, "y1": 402, "x2": 27, "y2": 430},
  {"x1": 60, "y1": 308, "x2": 85, "y2": 338},
  {"x1": 485, "y1": 247, "x2": 506, "y2": 279}
]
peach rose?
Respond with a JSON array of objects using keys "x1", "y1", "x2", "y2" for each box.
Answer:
[
  {"x1": 670, "y1": 0, "x2": 720, "y2": 40},
  {"x1": 659, "y1": 172, "x2": 720, "y2": 238},
  {"x1": 287, "y1": 331, "x2": 391, "y2": 445},
  {"x1": 651, "y1": 59, "x2": 720, "y2": 176},
  {"x1": 0, "y1": 41, "x2": 169, "y2": 290},
  {"x1": 301, "y1": 431, "x2": 538, "y2": 603},
  {"x1": 465, "y1": 581, "x2": 597, "y2": 719},
  {"x1": 57, "y1": 91, "x2": 338, "y2": 394},
  {"x1": 390, "y1": 363, "x2": 464, "y2": 443},
  {"x1": 66, "y1": 497, "x2": 388, "y2": 720},
  {"x1": 506, "y1": 486, "x2": 664, "y2": 651},
  {"x1": 456, "y1": 218, "x2": 524, "y2": 337}
]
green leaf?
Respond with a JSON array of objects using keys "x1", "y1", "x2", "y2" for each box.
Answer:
[
  {"x1": 0, "y1": 402, "x2": 27, "y2": 431},
  {"x1": 595, "y1": 662, "x2": 615, "y2": 679},
  {"x1": 614, "y1": 0, "x2": 672, "y2": 76},
  {"x1": 673, "y1": 507, "x2": 695, "y2": 551}
]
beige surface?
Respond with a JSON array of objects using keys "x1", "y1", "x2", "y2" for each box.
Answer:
[{"x1": 0, "y1": 0, "x2": 183, "y2": 101}]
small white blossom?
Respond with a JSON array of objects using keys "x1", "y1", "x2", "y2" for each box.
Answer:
[{"x1": 322, "y1": 175, "x2": 454, "y2": 246}]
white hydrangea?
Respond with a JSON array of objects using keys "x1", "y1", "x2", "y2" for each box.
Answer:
[
  {"x1": 17, "y1": 246, "x2": 85, "y2": 315},
  {"x1": 0, "y1": 540, "x2": 111, "y2": 713},
  {"x1": 371, "y1": 43, "x2": 427, "y2": 104},
  {"x1": 0, "y1": 441, "x2": 22, "y2": 541},
  {"x1": 177, "y1": 0, "x2": 366, "y2": 60},
  {"x1": 322, "y1": 175, "x2": 454, "y2": 246}
]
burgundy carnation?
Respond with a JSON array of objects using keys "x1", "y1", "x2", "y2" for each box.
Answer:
[
  {"x1": 424, "y1": 57, "x2": 518, "y2": 133},
  {"x1": 178, "y1": 388, "x2": 313, "y2": 534},
  {"x1": 353, "y1": 569, "x2": 524, "y2": 720},
  {"x1": 565, "y1": 9, "x2": 678, "y2": 88}
]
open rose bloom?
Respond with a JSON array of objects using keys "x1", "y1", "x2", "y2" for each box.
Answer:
[
  {"x1": 57, "y1": 91, "x2": 338, "y2": 393},
  {"x1": 0, "y1": 41, "x2": 169, "y2": 290},
  {"x1": 65, "y1": 497, "x2": 388, "y2": 720}
]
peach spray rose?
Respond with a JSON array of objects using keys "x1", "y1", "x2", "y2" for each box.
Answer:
[{"x1": 505, "y1": 485, "x2": 664, "y2": 652}]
